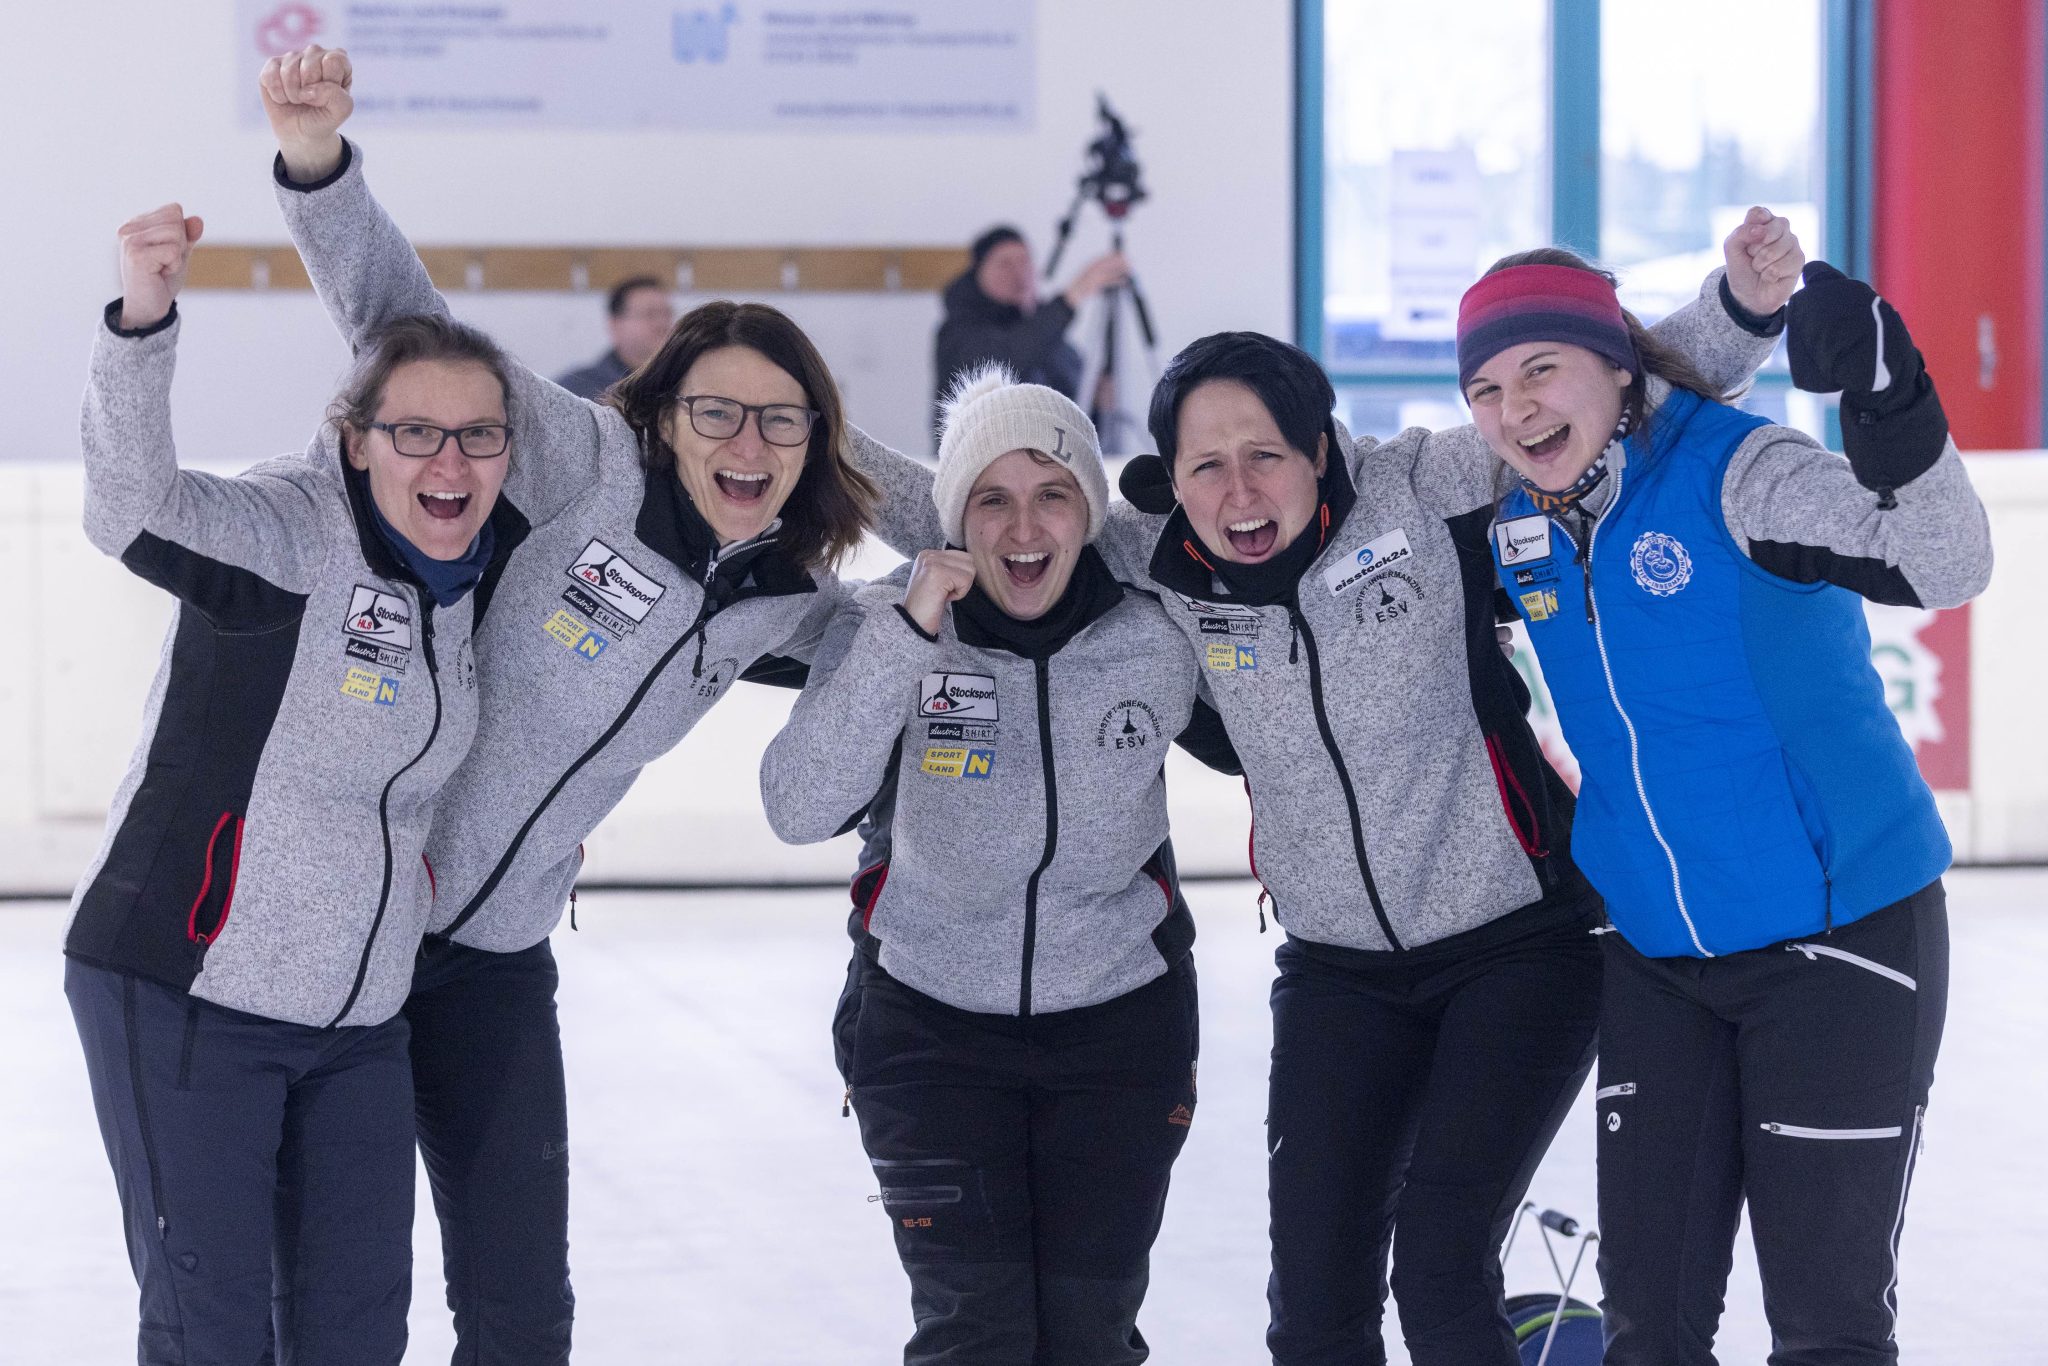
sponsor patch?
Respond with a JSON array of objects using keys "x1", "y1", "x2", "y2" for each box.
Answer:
[
  {"x1": 921, "y1": 745, "x2": 996, "y2": 779},
  {"x1": 542, "y1": 608, "x2": 610, "y2": 661},
  {"x1": 918, "y1": 672, "x2": 999, "y2": 721},
  {"x1": 1173, "y1": 593, "x2": 1260, "y2": 620},
  {"x1": 341, "y1": 665, "x2": 400, "y2": 706},
  {"x1": 927, "y1": 720, "x2": 998, "y2": 742},
  {"x1": 1323, "y1": 527, "x2": 1414, "y2": 596},
  {"x1": 1096, "y1": 700, "x2": 1163, "y2": 752},
  {"x1": 1198, "y1": 615, "x2": 1260, "y2": 637},
  {"x1": 1520, "y1": 589, "x2": 1561, "y2": 622},
  {"x1": 1207, "y1": 642, "x2": 1258, "y2": 673},
  {"x1": 1354, "y1": 570, "x2": 1423, "y2": 627},
  {"x1": 1493, "y1": 515, "x2": 1552, "y2": 566},
  {"x1": 1630, "y1": 531, "x2": 1694, "y2": 596},
  {"x1": 564, "y1": 539, "x2": 667, "y2": 631},
  {"x1": 1513, "y1": 564, "x2": 1561, "y2": 588},
  {"x1": 343, "y1": 585, "x2": 413, "y2": 670}
]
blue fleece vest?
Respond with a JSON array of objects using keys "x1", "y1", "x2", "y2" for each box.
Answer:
[{"x1": 1491, "y1": 388, "x2": 1949, "y2": 958}]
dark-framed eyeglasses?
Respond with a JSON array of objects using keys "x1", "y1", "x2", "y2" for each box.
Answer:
[
  {"x1": 678, "y1": 395, "x2": 819, "y2": 448},
  {"x1": 367, "y1": 421, "x2": 512, "y2": 459}
]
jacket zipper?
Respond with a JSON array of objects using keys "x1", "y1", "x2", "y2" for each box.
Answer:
[
  {"x1": 122, "y1": 976, "x2": 170, "y2": 1241},
  {"x1": 1018, "y1": 658, "x2": 1061, "y2": 1016},
  {"x1": 1573, "y1": 482, "x2": 1710, "y2": 957},
  {"x1": 327, "y1": 596, "x2": 444, "y2": 1027},
  {"x1": 442, "y1": 600, "x2": 715, "y2": 939},
  {"x1": 1286, "y1": 603, "x2": 1399, "y2": 950},
  {"x1": 1786, "y1": 941, "x2": 1917, "y2": 990},
  {"x1": 1758, "y1": 1121, "x2": 1905, "y2": 1140}
]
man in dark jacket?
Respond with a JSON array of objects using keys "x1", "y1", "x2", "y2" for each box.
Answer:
[
  {"x1": 554, "y1": 275, "x2": 674, "y2": 400},
  {"x1": 931, "y1": 225, "x2": 1126, "y2": 439}
]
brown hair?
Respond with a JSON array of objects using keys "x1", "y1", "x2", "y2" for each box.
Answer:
[
  {"x1": 606, "y1": 300, "x2": 874, "y2": 571},
  {"x1": 1482, "y1": 247, "x2": 1731, "y2": 444},
  {"x1": 328, "y1": 313, "x2": 514, "y2": 443}
]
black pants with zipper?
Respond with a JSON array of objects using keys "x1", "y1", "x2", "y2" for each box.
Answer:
[
  {"x1": 834, "y1": 951, "x2": 1200, "y2": 1366},
  {"x1": 1265, "y1": 894, "x2": 1604, "y2": 1366},
  {"x1": 406, "y1": 935, "x2": 574, "y2": 1366},
  {"x1": 1596, "y1": 880, "x2": 1948, "y2": 1366},
  {"x1": 64, "y1": 956, "x2": 416, "y2": 1366}
]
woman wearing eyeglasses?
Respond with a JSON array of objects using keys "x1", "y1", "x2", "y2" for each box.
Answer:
[
  {"x1": 260, "y1": 47, "x2": 874, "y2": 1363},
  {"x1": 65, "y1": 203, "x2": 515, "y2": 1364}
]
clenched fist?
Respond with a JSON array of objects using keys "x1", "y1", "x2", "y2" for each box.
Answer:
[
  {"x1": 1721, "y1": 206, "x2": 1804, "y2": 318},
  {"x1": 901, "y1": 549, "x2": 977, "y2": 636},
  {"x1": 259, "y1": 45, "x2": 355, "y2": 183},
  {"x1": 117, "y1": 205, "x2": 205, "y2": 331}
]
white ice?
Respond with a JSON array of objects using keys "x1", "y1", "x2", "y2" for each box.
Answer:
[{"x1": 5, "y1": 870, "x2": 2044, "y2": 1363}]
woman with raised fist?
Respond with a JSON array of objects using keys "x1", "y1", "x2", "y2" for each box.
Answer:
[{"x1": 1461, "y1": 252, "x2": 1990, "y2": 1362}]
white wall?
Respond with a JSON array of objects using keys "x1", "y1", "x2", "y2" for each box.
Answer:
[
  {"x1": 5, "y1": 455, "x2": 2045, "y2": 897},
  {"x1": 0, "y1": 1, "x2": 1296, "y2": 465}
]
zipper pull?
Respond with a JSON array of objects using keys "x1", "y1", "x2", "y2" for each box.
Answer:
[
  {"x1": 693, "y1": 631, "x2": 707, "y2": 679},
  {"x1": 1257, "y1": 887, "x2": 1270, "y2": 933},
  {"x1": 1288, "y1": 617, "x2": 1300, "y2": 665},
  {"x1": 569, "y1": 886, "x2": 578, "y2": 932},
  {"x1": 841, "y1": 1084, "x2": 853, "y2": 1118}
]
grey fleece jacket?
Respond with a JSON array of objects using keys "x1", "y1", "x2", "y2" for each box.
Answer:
[
  {"x1": 846, "y1": 270, "x2": 1782, "y2": 951},
  {"x1": 276, "y1": 141, "x2": 844, "y2": 953},
  {"x1": 761, "y1": 570, "x2": 1200, "y2": 1015},
  {"x1": 65, "y1": 309, "x2": 482, "y2": 1027}
]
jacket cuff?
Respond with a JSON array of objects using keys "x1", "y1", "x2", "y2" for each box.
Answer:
[
  {"x1": 1718, "y1": 274, "x2": 1786, "y2": 338},
  {"x1": 273, "y1": 138, "x2": 355, "y2": 193},
  {"x1": 893, "y1": 603, "x2": 941, "y2": 643},
  {"x1": 104, "y1": 299, "x2": 178, "y2": 339},
  {"x1": 1841, "y1": 373, "x2": 1948, "y2": 494}
]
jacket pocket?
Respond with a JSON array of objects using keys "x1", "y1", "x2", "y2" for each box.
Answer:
[
  {"x1": 1758, "y1": 1121, "x2": 1904, "y2": 1140},
  {"x1": 1485, "y1": 732, "x2": 1550, "y2": 858},
  {"x1": 186, "y1": 811, "x2": 245, "y2": 948},
  {"x1": 1784, "y1": 941, "x2": 1917, "y2": 990}
]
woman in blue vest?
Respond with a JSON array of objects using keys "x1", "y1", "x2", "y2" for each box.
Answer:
[{"x1": 1462, "y1": 254, "x2": 1991, "y2": 1363}]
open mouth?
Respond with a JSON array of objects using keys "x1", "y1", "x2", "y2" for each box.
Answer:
[
  {"x1": 1224, "y1": 517, "x2": 1279, "y2": 559},
  {"x1": 418, "y1": 490, "x2": 471, "y2": 522},
  {"x1": 1002, "y1": 551, "x2": 1051, "y2": 588},
  {"x1": 714, "y1": 469, "x2": 771, "y2": 504},
  {"x1": 1518, "y1": 424, "x2": 1571, "y2": 460}
]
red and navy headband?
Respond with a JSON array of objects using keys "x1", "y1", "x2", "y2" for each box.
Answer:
[{"x1": 1455, "y1": 264, "x2": 1637, "y2": 390}]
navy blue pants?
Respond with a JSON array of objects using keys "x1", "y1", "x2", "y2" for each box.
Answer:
[
  {"x1": 835, "y1": 953, "x2": 1200, "y2": 1366},
  {"x1": 65, "y1": 957, "x2": 416, "y2": 1366},
  {"x1": 1596, "y1": 882, "x2": 1949, "y2": 1366},
  {"x1": 1265, "y1": 902, "x2": 1603, "y2": 1366},
  {"x1": 406, "y1": 936, "x2": 574, "y2": 1366}
]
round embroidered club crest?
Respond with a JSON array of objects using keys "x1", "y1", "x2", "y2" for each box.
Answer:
[{"x1": 1629, "y1": 532, "x2": 1693, "y2": 596}]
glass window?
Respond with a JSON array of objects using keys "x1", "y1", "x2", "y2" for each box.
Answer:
[{"x1": 1319, "y1": 1, "x2": 1549, "y2": 371}]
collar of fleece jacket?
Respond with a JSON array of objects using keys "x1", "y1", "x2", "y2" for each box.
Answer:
[
  {"x1": 1140, "y1": 435, "x2": 1361, "y2": 607},
  {"x1": 636, "y1": 465, "x2": 816, "y2": 601}
]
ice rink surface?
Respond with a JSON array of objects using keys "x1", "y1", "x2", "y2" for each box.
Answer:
[{"x1": 6, "y1": 869, "x2": 2044, "y2": 1364}]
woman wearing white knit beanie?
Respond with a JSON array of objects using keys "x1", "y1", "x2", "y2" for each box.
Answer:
[{"x1": 762, "y1": 364, "x2": 1238, "y2": 1364}]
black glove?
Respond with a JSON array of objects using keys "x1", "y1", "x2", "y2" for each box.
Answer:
[
  {"x1": 1118, "y1": 451, "x2": 1178, "y2": 515},
  {"x1": 1786, "y1": 261, "x2": 1947, "y2": 497}
]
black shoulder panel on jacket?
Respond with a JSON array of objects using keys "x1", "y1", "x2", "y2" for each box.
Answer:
[
  {"x1": 67, "y1": 588, "x2": 308, "y2": 989},
  {"x1": 1747, "y1": 539, "x2": 1923, "y2": 607},
  {"x1": 1172, "y1": 697, "x2": 1242, "y2": 776},
  {"x1": 121, "y1": 531, "x2": 308, "y2": 631}
]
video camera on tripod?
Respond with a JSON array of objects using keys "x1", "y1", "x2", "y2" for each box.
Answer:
[{"x1": 1047, "y1": 95, "x2": 1158, "y2": 450}]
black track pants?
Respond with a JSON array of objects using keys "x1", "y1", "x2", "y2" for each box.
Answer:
[
  {"x1": 407, "y1": 937, "x2": 574, "y2": 1366},
  {"x1": 65, "y1": 957, "x2": 416, "y2": 1366},
  {"x1": 1265, "y1": 905, "x2": 1603, "y2": 1366},
  {"x1": 1596, "y1": 881, "x2": 1948, "y2": 1366},
  {"x1": 835, "y1": 953, "x2": 1199, "y2": 1366}
]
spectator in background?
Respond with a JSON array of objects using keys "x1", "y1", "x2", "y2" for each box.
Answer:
[
  {"x1": 933, "y1": 225, "x2": 1127, "y2": 440},
  {"x1": 555, "y1": 275, "x2": 675, "y2": 399}
]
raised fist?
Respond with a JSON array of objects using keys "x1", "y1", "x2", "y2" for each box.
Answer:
[
  {"x1": 117, "y1": 204, "x2": 205, "y2": 331},
  {"x1": 1721, "y1": 206, "x2": 1804, "y2": 318},
  {"x1": 902, "y1": 548, "x2": 977, "y2": 635},
  {"x1": 259, "y1": 45, "x2": 355, "y2": 182}
]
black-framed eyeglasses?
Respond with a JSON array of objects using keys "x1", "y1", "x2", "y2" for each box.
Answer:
[
  {"x1": 367, "y1": 421, "x2": 512, "y2": 459},
  {"x1": 678, "y1": 395, "x2": 819, "y2": 448}
]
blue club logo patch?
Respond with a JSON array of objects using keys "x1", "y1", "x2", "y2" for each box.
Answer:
[{"x1": 1630, "y1": 532, "x2": 1693, "y2": 596}]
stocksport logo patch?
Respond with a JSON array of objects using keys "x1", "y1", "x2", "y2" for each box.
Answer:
[
  {"x1": 343, "y1": 585, "x2": 413, "y2": 671},
  {"x1": 1173, "y1": 593, "x2": 1259, "y2": 621},
  {"x1": 1323, "y1": 527, "x2": 1413, "y2": 596},
  {"x1": 340, "y1": 665, "x2": 400, "y2": 706},
  {"x1": 1630, "y1": 532, "x2": 1693, "y2": 596},
  {"x1": 542, "y1": 608, "x2": 610, "y2": 661},
  {"x1": 921, "y1": 745, "x2": 995, "y2": 779},
  {"x1": 564, "y1": 539, "x2": 667, "y2": 634},
  {"x1": 1354, "y1": 570, "x2": 1423, "y2": 627},
  {"x1": 1096, "y1": 700, "x2": 1163, "y2": 752},
  {"x1": 1494, "y1": 515, "x2": 1552, "y2": 566},
  {"x1": 1207, "y1": 642, "x2": 1258, "y2": 673},
  {"x1": 919, "y1": 672, "x2": 999, "y2": 721}
]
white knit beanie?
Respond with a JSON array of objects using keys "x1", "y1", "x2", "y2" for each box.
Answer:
[{"x1": 933, "y1": 365, "x2": 1109, "y2": 545}]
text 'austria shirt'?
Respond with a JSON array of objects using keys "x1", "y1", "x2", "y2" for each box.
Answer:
[
  {"x1": 65, "y1": 311, "x2": 485, "y2": 1028},
  {"x1": 422, "y1": 430, "x2": 842, "y2": 952},
  {"x1": 1489, "y1": 388, "x2": 1951, "y2": 959},
  {"x1": 1123, "y1": 437, "x2": 1581, "y2": 954},
  {"x1": 760, "y1": 566, "x2": 1199, "y2": 1017}
]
